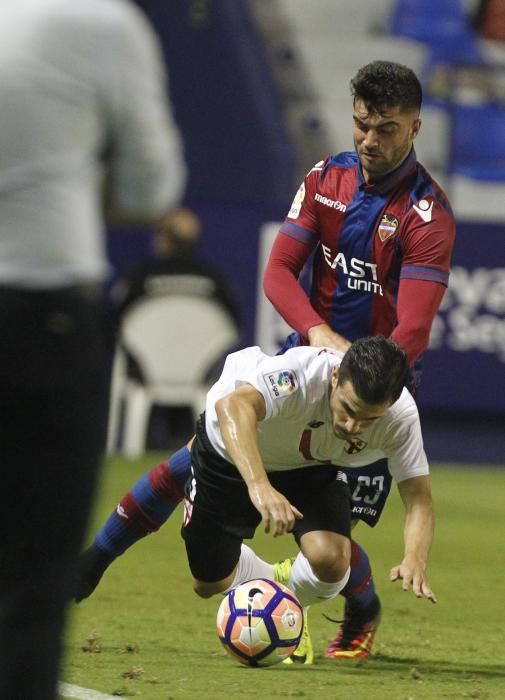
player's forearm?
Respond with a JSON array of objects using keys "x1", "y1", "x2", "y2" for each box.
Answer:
[
  {"x1": 263, "y1": 233, "x2": 323, "y2": 337},
  {"x1": 215, "y1": 395, "x2": 269, "y2": 490},
  {"x1": 392, "y1": 279, "x2": 446, "y2": 364},
  {"x1": 216, "y1": 391, "x2": 302, "y2": 536},
  {"x1": 264, "y1": 268, "x2": 323, "y2": 336},
  {"x1": 402, "y1": 494, "x2": 435, "y2": 569}
]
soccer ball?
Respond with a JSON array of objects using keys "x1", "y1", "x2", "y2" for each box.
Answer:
[{"x1": 216, "y1": 578, "x2": 303, "y2": 667}]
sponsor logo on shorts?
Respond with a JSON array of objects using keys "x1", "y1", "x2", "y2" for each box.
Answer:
[
  {"x1": 264, "y1": 370, "x2": 299, "y2": 398},
  {"x1": 351, "y1": 505, "x2": 378, "y2": 517},
  {"x1": 183, "y1": 476, "x2": 196, "y2": 528},
  {"x1": 183, "y1": 498, "x2": 193, "y2": 527}
]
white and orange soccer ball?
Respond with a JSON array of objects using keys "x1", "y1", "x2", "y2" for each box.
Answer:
[{"x1": 216, "y1": 578, "x2": 303, "y2": 667}]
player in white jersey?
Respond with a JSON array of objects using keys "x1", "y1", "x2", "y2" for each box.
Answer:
[
  {"x1": 181, "y1": 337, "x2": 436, "y2": 616},
  {"x1": 205, "y1": 346, "x2": 427, "y2": 478}
]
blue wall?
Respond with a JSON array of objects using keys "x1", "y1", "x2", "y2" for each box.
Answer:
[
  {"x1": 116, "y1": 2, "x2": 504, "y2": 464},
  {"x1": 139, "y1": 0, "x2": 295, "y2": 207},
  {"x1": 417, "y1": 222, "x2": 505, "y2": 415}
]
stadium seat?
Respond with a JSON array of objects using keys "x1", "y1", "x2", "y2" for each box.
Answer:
[
  {"x1": 450, "y1": 175, "x2": 505, "y2": 221},
  {"x1": 275, "y1": 0, "x2": 393, "y2": 37},
  {"x1": 106, "y1": 292, "x2": 240, "y2": 458},
  {"x1": 294, "y1": 35, "x2": 428, "y2": 101},
  {"x1": 388, "y1": 0, "x2": 471, "y2": 45},
  {"x1": 449, "y1": 102, "x2": 505, "y2": 181},
  {"x1": 411, "y1": 104, "x2": 450, "y2": 175},
  {"x1": 389, "y1": 0, "x2": 486, "y2": 87}
]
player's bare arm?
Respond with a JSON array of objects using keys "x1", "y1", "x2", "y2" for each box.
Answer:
[
  {"x1": 307, "y1": 323, "x2": 351, "y2": 353},
  {"x1": 390, "y1": 475, "x2": 437, "y2": 603},
  {"x1": 215, "y1": 385, "x2": 303, "y2": 537}
]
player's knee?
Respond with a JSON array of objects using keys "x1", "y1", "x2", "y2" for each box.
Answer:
[
  {"x1": 192, "y1": 580, "x2": 217, "y2": 598},
  {"x1": 192, "y1": 578, "x2": 227, "y2": 599},
  {"x1": 305, "y1": 534, "x2": 351, "y2": 583}
]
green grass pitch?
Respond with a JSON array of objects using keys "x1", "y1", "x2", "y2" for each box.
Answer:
[{"x1": 61, "y1": 455, "x2": 505, "y2": 699}]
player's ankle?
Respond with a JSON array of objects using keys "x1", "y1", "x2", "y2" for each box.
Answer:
[{"x1": 73, "y1": 543, "x2": 115, "y2": 602}]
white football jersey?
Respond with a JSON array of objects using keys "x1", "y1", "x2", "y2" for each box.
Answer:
[{"x1": 205, "y1": 345, "x2": 429, "y2": 483}]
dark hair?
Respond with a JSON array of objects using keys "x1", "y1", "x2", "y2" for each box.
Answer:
[
  {"x1": 350, "y1": 61, "x2": 422, "y2": 114},
  {"x1": 338, "y1": 336, "x2": 408, "y2": 405}
]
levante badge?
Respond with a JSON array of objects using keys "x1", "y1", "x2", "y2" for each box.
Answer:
[{"x1": 377, "y1": 213, "x2": 399, "y2": 242}]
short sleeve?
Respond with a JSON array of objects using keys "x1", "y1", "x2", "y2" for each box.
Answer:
[
  {"x1": 278, "y1": 159, "x2": 327, "y2": 246},
  {"x1": 399, "y1": 197, "x2": 456, "y2": 287},
  {"x1": 232, "y1": 350, "x2": 309, "y2": 421},
  {"x1": 381, "y1": 400, "x2": 430, "y2": 482}
]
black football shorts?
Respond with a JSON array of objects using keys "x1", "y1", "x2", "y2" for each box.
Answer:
[{"x1": 181, "y1": 415, "x2": 351, "y2": 582}]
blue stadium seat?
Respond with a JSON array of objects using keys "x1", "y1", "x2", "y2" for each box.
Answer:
[
  {"x1": 449, "y1": 103, "x2": 505, "y2": 181},
  {"x1": 420, "y1": 38, "x2": 487, "y2": 109},
  {"x1": 389, "y1": 0, "x2": 471, "y2": 46},
  {"x1": 389, "y1": 0, "x2": 486, "y2": 103}
]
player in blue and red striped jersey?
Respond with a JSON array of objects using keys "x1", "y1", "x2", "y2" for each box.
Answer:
[
  {"x1": 74, "y1": 61, "x2": 455, "y2": 663},
  {"x1": 266, "y1": 65, "x2": 453, "y2": 381},
  {"x1": 264, "y1": 60, "x2": 454, "y2": 661}
]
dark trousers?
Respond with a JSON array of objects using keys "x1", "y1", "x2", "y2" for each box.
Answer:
[{"x1": 0, "y1": 285, "x2": 110, "y2": 699}]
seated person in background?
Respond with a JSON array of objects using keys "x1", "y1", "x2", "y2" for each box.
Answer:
[
  {"x1": 111, "y1": 207, "x2": 241, "y2": 446},
  {"x1": 111, "y1": 207, "x2": 239, "y2": 323}
]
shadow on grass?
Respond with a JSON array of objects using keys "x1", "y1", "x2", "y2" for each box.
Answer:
[{"x1": 326, "y1": 653, "x2": 505, "y2": 680}]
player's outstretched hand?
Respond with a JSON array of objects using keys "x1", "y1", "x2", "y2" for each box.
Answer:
[
  {"x1": 389, "y1": 562, "x2": 437, "y2": 603},
  {"x1": 248, "y1": 482, "x2": 303, "y2": 537}
]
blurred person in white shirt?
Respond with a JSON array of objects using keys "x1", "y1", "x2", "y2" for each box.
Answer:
[{"x1": 0, "y1": 1, "x2": 185, "y2": 697}]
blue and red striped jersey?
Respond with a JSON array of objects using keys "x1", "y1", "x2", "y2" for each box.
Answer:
[{"x1": 276, "y1": 149, "x2": 455, "y2": 344}]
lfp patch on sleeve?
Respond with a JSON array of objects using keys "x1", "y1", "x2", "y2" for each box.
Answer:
[
  {"x1": 264, "y1": 370, "x2": 299, "y2": 399},
  {"x1": 287, "y1": 182, "x2": 305, "y2": 219}
]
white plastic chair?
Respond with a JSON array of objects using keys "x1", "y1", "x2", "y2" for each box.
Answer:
[{"x1": 106, "y1": 293, "x2": 240, "y2": 458}]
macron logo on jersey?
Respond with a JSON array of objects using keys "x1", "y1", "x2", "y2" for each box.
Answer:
[
  {"x1": 413, "y1": 199, "x2": 434, "y2": 223},
  {"x1": 315, "y1": 192, "x2": 347, "y2": 213}
]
